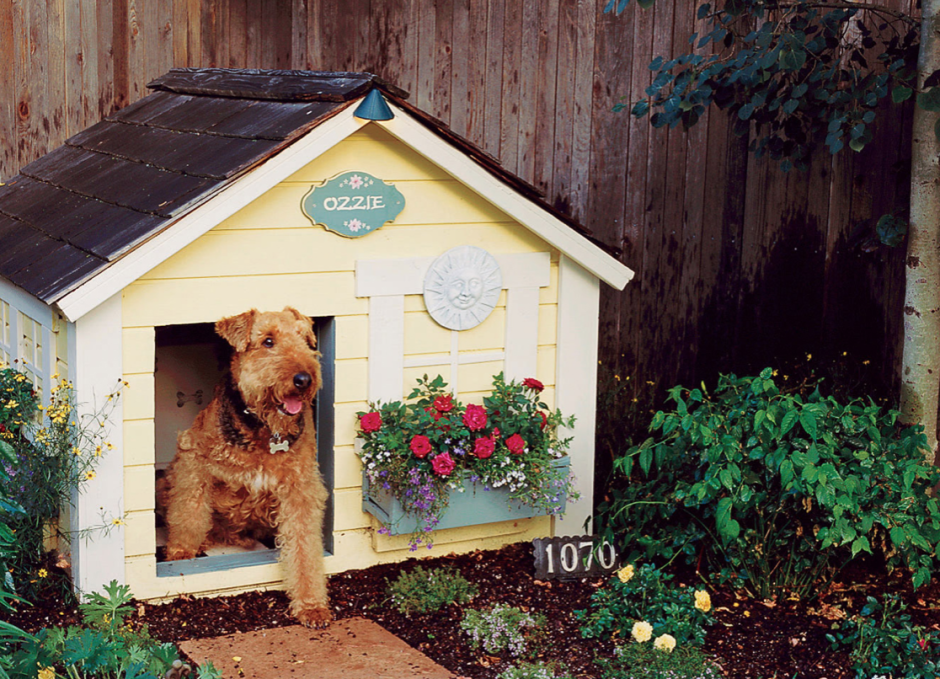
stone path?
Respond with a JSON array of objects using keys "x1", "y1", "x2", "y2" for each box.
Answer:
[{"x1": 179, "y1": 617, "x2": 456, "y2": 678}]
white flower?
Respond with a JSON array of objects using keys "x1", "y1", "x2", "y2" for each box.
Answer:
[
  {"x1": 349, "y1": 174, "x2": 364, "y2": 189},
  {"x1": 631, "y1": 621, "x2": 653, "y2": 643}
]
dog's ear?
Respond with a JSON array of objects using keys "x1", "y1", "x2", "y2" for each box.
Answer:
[
  {"x1": 216, "y1": 309, "x2": 257, "y2": 352},
  {"x1": 284, "y1": 307, "x2": 317, "y2": 349}
]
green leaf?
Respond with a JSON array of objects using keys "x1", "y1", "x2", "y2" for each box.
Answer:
[
  {"x1": 780, "y1": 459, "x2": 794, "y2": 487},
  {"x1": 800, "y1": 410, "x2": 818, "y2": 440},
  {"x1": 892, "y1": 85, "x2": 913, "y2": 103},
  {"x1": 639, "y1": 446, "x2": 653, "y2": 476},
  {"x1": 780, "y1": 410, "x2": 798, "y2": 436},
  {"x1": 917, "y1": 86, "x2": 940, "y2": 112},
  {"x1": 851, "y1": 535, "x2": 870, "y2": 557}
]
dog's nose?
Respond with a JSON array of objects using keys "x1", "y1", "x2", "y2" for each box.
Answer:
[{"x1": 293, "y1": 372, "x2": 312, "y2": 389}]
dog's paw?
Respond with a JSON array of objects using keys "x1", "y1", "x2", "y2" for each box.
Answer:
[
  {"x1": 295, "y1": 606, "x2": 332, "y2": 629},
  {"x1": 164, "y1": 546, "x2": 198, "y2": 561}
]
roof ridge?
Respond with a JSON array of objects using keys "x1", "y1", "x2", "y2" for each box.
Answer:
[{"x1": 147, "y1": 67, "x2": 410, "y2": 103}]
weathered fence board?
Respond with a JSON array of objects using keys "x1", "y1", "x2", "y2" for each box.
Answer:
[{"x1": 0, "y1": 0, "x2": 914, "y2": 415}]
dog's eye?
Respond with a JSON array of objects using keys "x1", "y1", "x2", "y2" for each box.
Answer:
[{"x1": 262, "y1": 337, "x2": 275, "y2": 348}]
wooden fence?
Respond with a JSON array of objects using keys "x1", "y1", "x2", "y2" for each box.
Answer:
[{"x1": 0, "y1": 0, "x2": 917, "y2": 406}]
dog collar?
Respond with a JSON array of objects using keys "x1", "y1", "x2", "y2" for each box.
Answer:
[{"x1": 219, "y1": 375, "x2": 305, "y2": 452}]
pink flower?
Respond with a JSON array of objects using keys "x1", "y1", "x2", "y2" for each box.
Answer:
[
  {"x1": 463, "y1": 404, "x2": 488, "y2": 431},
  {"x1": 431, "y1": 451, "x2": 456, "y2": 476},
  {"x1": 410, "y1": 435, "x2": 432, "y2": 458},
  {"x1": 359, "y1": 412, "x2": 382, "y2": 433},
  {"x1": 473, "y1": 437, "x2": 495, "y2": 459},
  {"x1": 433, "y1": 394, "x2": 455, "y2": 413},
  {"x1": 523, "y1": 378, "x2": 545, "y2": 392},
  {"x1": 506, "y1": 433, "x2": 526, "y2": 455}
]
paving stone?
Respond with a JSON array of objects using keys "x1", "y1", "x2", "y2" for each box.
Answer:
[{"x1": 178, "y1": 617, "x2": 457, "y2": 679}]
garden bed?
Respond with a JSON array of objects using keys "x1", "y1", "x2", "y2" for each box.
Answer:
[{"x1": 8, "y1": 542, "x2": 938, "y2": 678}]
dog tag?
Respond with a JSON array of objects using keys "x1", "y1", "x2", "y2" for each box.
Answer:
[{"x1": 269, "y1": 436, "x2": 290, "y2": 454}]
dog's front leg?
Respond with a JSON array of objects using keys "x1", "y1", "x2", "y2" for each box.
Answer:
[
  {"x1": 164, "y1": 448, "x2": 214, "y2": 561},
  {"x1": 275, "y1": 471, "x2": 332, "y2": 628}
]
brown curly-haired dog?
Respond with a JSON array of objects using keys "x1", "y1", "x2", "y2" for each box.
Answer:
[{"x1": 162, "y1": 307, "x2": 331, "y2": 628}]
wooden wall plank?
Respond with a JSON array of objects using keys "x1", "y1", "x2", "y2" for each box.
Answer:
[
  {"x1": 483, "y1": 0, "x2": 505, "y2": 158},
  {"x1": 0, "y1": 0, "x2": 14, "y2": 180},
  {"x1": 517, "y1": 0, "x2": 539, "y2": 183},
  {"x1": 432, "y1": 0, "x2": 453, "y2": 126},
  {"x1": 531, "y1": 0, "x2": 558, "y2": 197},
  {"x1": 569, "y1": 0, "x2": 595, "y2": 222},
  {"x1": 499, "y1": 0, "x2": 522, "y2": 173}
]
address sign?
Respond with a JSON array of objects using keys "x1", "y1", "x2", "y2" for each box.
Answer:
[{"x1": 302, "y1": 171, "x2": 406, "y2": 238}]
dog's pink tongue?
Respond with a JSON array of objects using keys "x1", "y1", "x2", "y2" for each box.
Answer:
[{"x1": 283, "y1": 397, "x2": 304, "y2": 415}]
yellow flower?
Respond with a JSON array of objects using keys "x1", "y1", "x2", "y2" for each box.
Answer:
[
  {"x1": 37, "y1": 667, "x2": 55, "y2": 679},
  {"x1": 4, "y1": 400, "x2": 17, "y2": 409},
  {"x1": 112, "y1": 518, "x2": 124, "y2": 526},
  {"x1": 631, "y1": 621, "x2": 653, "y2": 643},
  {"x1": 72, "y1": 447, "x2": 81, "y2": 456},
  {"x1": 84, "y1": 471, "x2": 96, "y2": 481},
  {"x1": 37, "y1": 568, "x2": 48, "y2": 578},
  {"x1": 617, "y1": 564, "x2": 635, "y2": 583},
  {"x1": 694, "y1": 589, "x2": 711, "y2": 613},
  {"x1": 653, "y1": 634, "x2": 676, "y2": 653}
]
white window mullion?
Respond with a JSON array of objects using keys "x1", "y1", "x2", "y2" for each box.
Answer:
[{"x1": 368, "y1": 295, "x2": 405, "y2": 403}]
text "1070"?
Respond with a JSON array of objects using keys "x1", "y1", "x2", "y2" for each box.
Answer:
[{"x1": 532, "y1": 536, "x2": 621, "y2": 580}]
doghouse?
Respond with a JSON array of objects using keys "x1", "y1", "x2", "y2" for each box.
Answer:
[{"x1": 0, "y1": 69, "x2": 633, "y2": 601}]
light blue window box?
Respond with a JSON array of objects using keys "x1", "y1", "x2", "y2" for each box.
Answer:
[{"x1": 362, "y1": 457, "x2": 570, "y2": 536}]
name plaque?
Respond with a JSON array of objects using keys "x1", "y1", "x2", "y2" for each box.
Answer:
[{"x1": 302, "y1": 171, "x2": 405, "y2": 238}]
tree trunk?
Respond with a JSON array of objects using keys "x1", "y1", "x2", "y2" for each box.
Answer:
[{"x1": 901, "y1": 0, "x2": 940, "y2": 461}]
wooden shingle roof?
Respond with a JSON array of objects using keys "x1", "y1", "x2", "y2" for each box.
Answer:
[{"x1": 0, "y1": 68, "x2": 616, "y2": 310}]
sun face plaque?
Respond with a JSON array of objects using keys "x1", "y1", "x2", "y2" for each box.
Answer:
[
  {"x1": 302, "y1": 171, "x2": 406, "y2": 238},
  {"x1": 423, "y1": 246, "x2": 503, "y2": 331}
]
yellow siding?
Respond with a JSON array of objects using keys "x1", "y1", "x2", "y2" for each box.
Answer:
[{"x1": 121, "y1": 123, "x2": 563, "y2": 600}]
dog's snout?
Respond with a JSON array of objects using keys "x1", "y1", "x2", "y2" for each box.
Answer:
[{"x1": 293, "y1": 372, "x2": 312, "y2": 389}]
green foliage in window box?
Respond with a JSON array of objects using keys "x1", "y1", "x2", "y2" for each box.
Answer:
[
  {"x1": 595, "y1": 368, "x2": 940, "y2": 599},
  {"x1": 385, "y1": 565, "x2": 479, "y2": 616}
]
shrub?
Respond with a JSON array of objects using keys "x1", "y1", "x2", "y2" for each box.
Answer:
[
  {"x1": 0, "y1": 367, "x2": 121, "y2": 598},
  {"x1": 826, "y1": 593, "x2": 940, "y2": 679},
  {"x1": 497, "y1": 661, "x2": 574, "y2": 679},
  {"x1": 595, "y1": 368, "x2": 940, "y2": 599},
  {"x1": 596, "y1": 642, "x2": 725, "y2": 679},
  {"x1": 460, "y1": 604, "x2": 545, "y2": 657},
  {"x1": 385, "y1": 565, "x2": 478, "y2": 616},
  {"x1": 575, "y1": 563, "x2": 714, "y2": 646},
  {"x1": 3, "y1": 580, "x2": 205, "y2": 679}
]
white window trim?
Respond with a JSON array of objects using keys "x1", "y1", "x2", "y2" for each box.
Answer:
[{"x1": 357, "y1": 252, "x2": 550, "y2": 402}]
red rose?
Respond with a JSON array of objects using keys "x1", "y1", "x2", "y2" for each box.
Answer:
[
  {"x1": 506, "y1": 433, "x2": 526, "y2": 455},
  {"x1": 920, "y1": 638, "x2": 929, "y2": 651},
  {"x1": 463, "y1": 404, "x2": 488, "y2": 431},
  {"x1": 431, "y1": 451, "x2": 456, "y2": 476},
  {"x1": 473, "y1": 437, "x2": 495, "y2": 459},
  {"x1": 410, "y1": 435, "x2": 432, "y2": 458},
  {"x1": 359, "y1": 411, "x2": 382, "y2": 433},
  {"x1": 433, "y1": 394, "x2": 454, "y2": 412},
  {"x1": 424, "y1": 406, "x2": 443, "y2": 422},
  {"x1": 538, "y1": 412, "x2": 548, "y2": 430},
  {"x1": 523, "y1": 378, "x2": 545, "y2": 392}
]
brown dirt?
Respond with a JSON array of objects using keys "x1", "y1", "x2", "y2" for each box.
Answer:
[{"x1": 6, "y1": 542, "x2": 940, "y2": 678}]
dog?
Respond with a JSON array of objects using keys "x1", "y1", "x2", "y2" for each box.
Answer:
[{"x1": 162, "y1": 307, "x2": 331, "y2": 628}]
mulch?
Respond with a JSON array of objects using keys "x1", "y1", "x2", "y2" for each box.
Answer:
[{"x1": 5, "y1": 542, "x2": 939, "y2": 678}]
